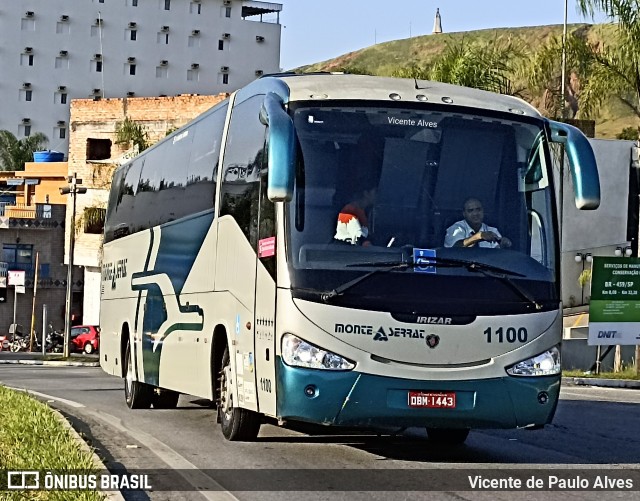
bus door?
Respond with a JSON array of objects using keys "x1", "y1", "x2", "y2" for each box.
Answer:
[{"x1": 253, "y1": 163, "x2": 277, "y2": 417}]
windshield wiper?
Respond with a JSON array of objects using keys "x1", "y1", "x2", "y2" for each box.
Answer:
[
  {"x1": 321, "y1": 256, "x2": 541, "y2": 309},
  {"x1": 423, "y1": 257, "x2": 541, "y2": 310},
  {"x1": 320, "y1": 261, "x2": 416, "y2": 302}
]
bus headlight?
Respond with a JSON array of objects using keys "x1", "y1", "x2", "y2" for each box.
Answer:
[
  {"x1": 506, "y1": 346, "x2": 561, "y2": 376},
  {"x1": 282, "y1": 333, "x2": 355, "y2": 370}
]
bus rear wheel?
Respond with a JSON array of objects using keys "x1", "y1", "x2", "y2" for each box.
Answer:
[
  {"x1": 217, "y1": 346, "x2": 261, "y2": 441},
  {"x1": 426, "y1": 428, "x2": 470, "y2": 445},
  {"x1": 124, "y1": 343, "x2": 152, "y2": 409}
]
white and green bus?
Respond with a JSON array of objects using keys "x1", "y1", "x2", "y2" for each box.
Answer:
[{"x1": 100, "y1": 74, "x2": 600, "y2": 443}]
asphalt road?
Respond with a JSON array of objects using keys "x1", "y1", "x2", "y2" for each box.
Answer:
[{"x1": 1, "y1": 364, "x2": 639, "y2": 501}]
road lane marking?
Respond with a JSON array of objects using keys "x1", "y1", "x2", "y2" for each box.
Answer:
[
  {"x1": 7, "y1": 386, "x2": 86, "y2": 408},
  {"x1": 85, "y1": 408, "x2": 239, "y2": 501}
]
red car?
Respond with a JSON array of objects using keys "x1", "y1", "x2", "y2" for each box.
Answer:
[{"x1": 70, "y1": 325, "x2": 100, "y2": 354}]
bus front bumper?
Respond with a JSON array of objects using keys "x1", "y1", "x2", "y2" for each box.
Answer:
[{"x1": 275, "y1": 358, "x2": 559, "y2": 430}]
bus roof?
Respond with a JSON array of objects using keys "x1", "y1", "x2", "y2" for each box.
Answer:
[{"x1": 250, "y1": 73, "x2": 541, "y2": 118}]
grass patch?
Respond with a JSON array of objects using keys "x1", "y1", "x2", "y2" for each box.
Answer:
[
  {"x1": 0, "y1": 385, "x2": 104, "y2": 500},
  {"x1": 563, "y1": 367, "x2": 640, "y2": 380}
]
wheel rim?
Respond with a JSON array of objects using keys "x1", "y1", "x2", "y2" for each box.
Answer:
[
  {"x1": 125, "y1": 350, "x2": 134, "y2": 397},
  {"x1": 219, "y1": 361, "x2": 233, "y2": 421}
]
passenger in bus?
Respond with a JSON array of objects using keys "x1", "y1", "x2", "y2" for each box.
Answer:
[
  {"x1": 333, "y1": 184, "x2": 377, "y2": 246},
  {"x1": 444, "y1": 197, "x2": 512, "y2": 248}
]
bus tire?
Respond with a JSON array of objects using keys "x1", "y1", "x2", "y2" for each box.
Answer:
[
  {"x1": 426, "y1": 428, "x2": 470, "y2": 445},
  {"x1": 218, "y1": 346, "x2": 261, "y2": 441},
  {"x1": 124, "y1": 343, "x2": 152, "y2": 409},
  {"x1": 152, "y1": 389, "x2": 180, "y2": 409}
]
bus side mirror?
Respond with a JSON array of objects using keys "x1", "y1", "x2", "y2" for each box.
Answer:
[
  {"x1": 548, "y1": 120, "x2": 600, "y2": 210},
  {"x1": 260, "y1": 92, "x2": 295, "y2": 202}
]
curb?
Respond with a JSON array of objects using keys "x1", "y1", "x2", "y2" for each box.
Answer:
[
  {"x1": 0, "y1": 359, "x2": 99, "y2": 367},
  {"x1": 51, "y1": 407, "x2": 126, "y2": 501},
  {"x1": 563, "y1": 377, "x2": 640, "y2": 389}
]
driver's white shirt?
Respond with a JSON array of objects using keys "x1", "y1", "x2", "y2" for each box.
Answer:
[{"x1": 444, "y1": 220, "x2": 501, "y2": 248}]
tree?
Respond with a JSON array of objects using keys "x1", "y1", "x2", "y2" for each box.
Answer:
[
  {"x1": 576, "y1": 1, "x2": 640, "y2": 121},
  {"x1": 523, "y1": 31, "x2": 594, "y2": 118},
  {"x1": 115, "y1": 117, "x2": 149, "y2": 153},
  {"x1": 0, "y1": 130, "x2": 49, "y2": 171},
  {"x1": 392, "y1": 36, "x2": 525, "y2": 96}
]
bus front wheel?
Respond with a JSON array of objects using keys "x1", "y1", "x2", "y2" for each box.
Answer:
[
  {"x1": 124, "y1": 343, "x2": 152, "y2": 409},
  {"x1": 218, "y1": 346, "x2": 261, "y2": 441},
  {"x1": 426, "y1": 428, "x2": 470, "y2": 445}
]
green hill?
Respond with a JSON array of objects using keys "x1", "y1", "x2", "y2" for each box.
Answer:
[{"x1": 295, "y1": 23, "x2": 638, "y2": 139}]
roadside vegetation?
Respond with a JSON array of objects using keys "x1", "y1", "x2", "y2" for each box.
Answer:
[
  {"x1": 0, "y1": 385, "x2": 104, "y2": 500},
  {"x1": 564, "y1": 367, "x2": 640, "y2": 380}
]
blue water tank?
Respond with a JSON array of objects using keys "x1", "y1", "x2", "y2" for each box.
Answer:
[{"x1": 33, "y1": 151, "x2": 64, "y2": 162}]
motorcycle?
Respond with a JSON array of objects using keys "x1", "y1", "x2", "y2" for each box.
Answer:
[{"x1": 45, "y1": 328, "x2": 64, "y2": 353}]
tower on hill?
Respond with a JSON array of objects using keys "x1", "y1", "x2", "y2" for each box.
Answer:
[{"x1": 433, "y1": 8, "x2": 443, "y2": 34}]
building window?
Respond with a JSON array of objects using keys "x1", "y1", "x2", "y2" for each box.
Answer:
[
  {"x1": 190, "y1": 2, "x2": 202, "y2": 14},
  {"x1": 129, "y1": 64, "x2": 136, "y2": 75},
  {"x1": 55, "y1": 56, "x2": 70, "y2": 69},
  {"x1": 21, "y1": 54, "x2": 34, "y2": 66},
  {"x1": 99, "y1": 0, "x2": 105, "y2": 3},
  {"x1": 2, "y1": 244, "x2": 34, "y2": 272},
  {"x1": 60, "y1": 93, "x2": 68, "y2": 104},
  {"x1": 56, "y1": 21, "x2": 71, "y2": 35},
  {"x1": 96, "y1": 60, "x2": 103, "y2": 72},
  {"x1": 225, "y1": 7, "x2": 231, "y2": 18},
  {"x1": 164, "y1": 0, "x2": 171, "y2": 11},
  {"x1": 23, "y1": 125, "x2": 32, "y2": 136},
  {"x1": 223, "y1": 73, "x2": 229, "y2": 85},
  {"x1": 158, "y1": 32, "x2": 169, "y2": 44},
  {"x1": 133, "y1": 0, "x2": 138, "y2": 6},
  {"x1": 187, "y1": 68, "x2": 199, "y2": 81},
  {"x1": 130, "y1": 29, "x2": 137, "y2": 41},
  {"x1": 24, "y1": 90, "x2": 33, "y2": 102},
  {"x1": 218, "y1": 40, "x2": 224, "y2": 50},
  {"x1": 59, "y1": 128, "x2": 66, "y2": 139},
  {"x1": 188, "y1": 35, "x2": 200, "y2": 48},
  {"x1": 86, "y1": 138, "x2": 112, "y2": 160},
  {"x1": 156, "y1": 66, "x2": 168, "y2": 78}
]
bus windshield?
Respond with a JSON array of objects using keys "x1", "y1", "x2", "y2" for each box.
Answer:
[{"x1": 286, "y1": 103, "x2": 558, "y2": 316}]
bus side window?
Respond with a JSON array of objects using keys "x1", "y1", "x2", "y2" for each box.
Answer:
[
  {"x1": 220, "y1": 95, "x2": 267, "y2": 249},
  {"x1": 187, "y1": 103, "x2": 228, "y2": 214}
]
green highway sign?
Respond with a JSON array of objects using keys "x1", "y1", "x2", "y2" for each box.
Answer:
[{"x1": 588, "y1": 256, "x2": 640, "y2": 345}]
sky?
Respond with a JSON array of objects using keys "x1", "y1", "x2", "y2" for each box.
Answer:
[{"x1": 277, "y1": 0, "x2": 610, "y2": 70}]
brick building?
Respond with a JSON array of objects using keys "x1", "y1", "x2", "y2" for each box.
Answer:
[{"x1": 68, "y1": 93, "x2": 229, "y2": 325}]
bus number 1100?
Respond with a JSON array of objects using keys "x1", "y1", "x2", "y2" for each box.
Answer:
[{"x1": 484, "y1": 327, "x2": 527, "y2": 343}]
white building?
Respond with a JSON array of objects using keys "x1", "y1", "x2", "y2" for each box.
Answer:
[{"x1": 0, "y1": 0, "x2": 282, "y2": 154}]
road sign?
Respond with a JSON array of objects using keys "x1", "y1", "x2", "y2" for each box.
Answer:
[
  {"x1": 588, "y1": 256, "x2": 640, "y2": 345},
  {"x1": 15, "y1": 285, "x2": 25, "y2": 294},
  {"x1": 0, "y1": 276, "x2": 6, "y2": 288},
  {"x1": 8, "y1": 270, "x2": 25, "y2": 287}
]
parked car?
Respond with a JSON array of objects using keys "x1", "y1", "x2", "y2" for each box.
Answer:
[{"x1": 70, "y1": 325, "x2": 100, "y2": 354}]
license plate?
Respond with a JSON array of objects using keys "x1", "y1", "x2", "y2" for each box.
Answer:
[{"x1": 408, "y1": 391, "x2": 456, "y2": 408}]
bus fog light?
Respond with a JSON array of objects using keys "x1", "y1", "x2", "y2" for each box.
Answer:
[
  {"x1": 506, "y1": 346, "x2": 561, "y2": 377},
  {"x1": 537, "y1": 391, "x2": 549, "y2": 404},
  {"x1": 304, "y1": 385, "x2": 318, "y2": 397},
  {"x1": 282, "y1": 333, "x2": 355, "y2": 370}
]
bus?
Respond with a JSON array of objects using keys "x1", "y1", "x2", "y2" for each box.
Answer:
[{"x1": 100, "y1": 74, "x2": 600, "y2": 443}]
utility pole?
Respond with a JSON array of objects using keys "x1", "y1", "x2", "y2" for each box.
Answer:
[
  {"x1": 59, "y1": 173, "x2": 86, "y2": 357},
  {"x1": 560, "y1": 0, "x2": 568, "y2": 120}
]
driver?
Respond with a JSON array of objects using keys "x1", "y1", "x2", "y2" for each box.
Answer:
[{"x1": 444, "y1": 197, "x2": 512, "y2": 248}]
